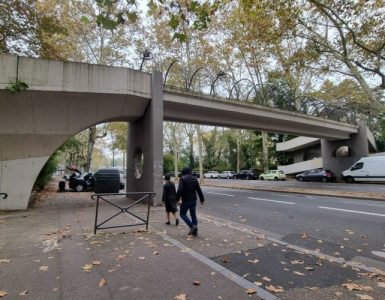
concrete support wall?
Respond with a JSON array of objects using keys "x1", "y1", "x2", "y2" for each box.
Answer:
[
  {"x1": 322, "y1": 121, "x2": 369, "y2": 178},
  {"x1": 0, "y1": 156, "x2": 49, "y2": 210},
  {"x1": 126, "y1": 71, "x2": 163, "y2": 204}
]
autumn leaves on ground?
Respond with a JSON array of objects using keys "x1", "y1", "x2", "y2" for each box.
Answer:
[{"x1": 1, "y1": 181, "x2": 385, "y2": 299}]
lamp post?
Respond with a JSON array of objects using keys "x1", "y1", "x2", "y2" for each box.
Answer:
[
  {"x1": 187, "y1": 67, "x2": 210, "y2": 91},
  {"x1": 210, "y1": 71, "x2": 227, "y2": 96},
  {"x1": 139, "y1": 50, "x2": 152, "y2": 71},
  {"x1": 163, "y1": 59, "x2": 179, "y2": 86}
]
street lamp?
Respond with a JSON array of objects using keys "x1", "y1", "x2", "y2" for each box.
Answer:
[
  {"x1": 187, "y1": 66, "x2": 210, "y2": 90},
  {"x1": 210, "y1": 71, "x2": 227, "y2": 96},
  {"x1": 139, "y1": 49, "x2": 152, "y2": 71},
  {"x1": 163, "y1": 59, "x2": 179, "y2": 86}
]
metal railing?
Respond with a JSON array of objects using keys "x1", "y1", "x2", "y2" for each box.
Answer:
[
  {"x1": 91, "y1": 192, "x2": 155, "y2": 234},
  {"x1": 0, "y1": 193, "x2": 7, "y2": 199}
]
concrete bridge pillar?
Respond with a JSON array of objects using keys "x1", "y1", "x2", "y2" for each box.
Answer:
[
  {"x1": 321, "y1": 121, "x2": 369, "y2": 178},
  {"x1": 126, "y1": 71, "x2": 163, "y2": 204}
]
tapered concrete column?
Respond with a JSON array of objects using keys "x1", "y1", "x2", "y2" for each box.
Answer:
[
  {"x1": 322, "y1": 121, "x2": 369, "y2": 178},
  {"x1": 126, "y1": 71, "x2": 163, "y2": 204}
]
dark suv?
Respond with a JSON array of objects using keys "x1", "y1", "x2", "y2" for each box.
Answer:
[{"x1": 234, "y1": 170, "x2": 257, "y2": 180}]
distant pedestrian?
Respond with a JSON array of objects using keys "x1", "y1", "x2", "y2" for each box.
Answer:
[
  {"x1": 177, "y1": 167, "x2": 205, "y2": 236},
  {"x1": 162, "y1": 175, "x2": 179, "y2": 226}
]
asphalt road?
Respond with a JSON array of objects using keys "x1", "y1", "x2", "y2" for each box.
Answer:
[
  {"x1": 208, "y1": 178, "x2": 385, "y2": 193},
  {"x1": 201, "y1": 186, "x2": 385, "y2": 265}
]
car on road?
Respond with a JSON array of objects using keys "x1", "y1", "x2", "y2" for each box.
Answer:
[
  {"x1": 203, "y1": 171, "x2": 220, "y2": 178},
  {"x1": 234, "y1": 170, "x2": 257, "y2": 180},
  {"x1": 259, "y1": 170, "x2": 286, "y2": 181},
  {"x1": 342, "y1": 156, "x2": 385, "y2": 183},
  {"x1": 218, "y1": 171, "x2": 236, "y2": 179},
  {"x1": 296, "y1": 168, "x2": 336, "y2": 182}
]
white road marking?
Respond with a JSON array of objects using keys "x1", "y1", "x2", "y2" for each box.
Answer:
[
  {"x1": 271, "y1": 193, "x2": 297, "y2": 198},
  {"x1": 319, "y1": 206, "x2": 385, "y2": 217},
  {"x1": 341, "y1": 200, "x2": 385, "y2": 208},
  {"x1": 305, "y1": 196, "x2": 317, "y2": 199},
  {"x1": 248, "y1": 197, "x2": 296, "y2": 205},
  {"x1": 206, "y1": 192, "x2": 234, "y2": 197}
]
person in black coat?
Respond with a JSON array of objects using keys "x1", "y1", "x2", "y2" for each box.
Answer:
[
  {"x1": 176, "y1": 167, "x2": 205, "y2": 236},
  {"x1": 162, "y1": 175, "x2": 179, "y2": 226}
]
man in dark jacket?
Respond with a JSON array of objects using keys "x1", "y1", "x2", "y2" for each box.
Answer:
[{"x1": 176, "y1": 167, "x2": 205, "y2": 236}]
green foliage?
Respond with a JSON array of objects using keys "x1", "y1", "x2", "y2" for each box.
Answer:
[
  {"x1": 6, "y1": 80, "x2": 29, "y2": 94},
  {"x1": 163, "y1": 153, "x2": 174, "y2": 174},
  {"x1": 34, "y1": 153, "x2": 59, "y2": 190}
]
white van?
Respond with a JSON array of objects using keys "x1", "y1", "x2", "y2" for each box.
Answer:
[{"x1": 341, "y1": 156, "x2": 385, "y2": 183}]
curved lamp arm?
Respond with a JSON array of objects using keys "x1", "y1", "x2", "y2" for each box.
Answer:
[{"x1": 163, "y1": 59, "x2": 179, "y2": 87}]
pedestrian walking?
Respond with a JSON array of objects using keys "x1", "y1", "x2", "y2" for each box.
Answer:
[
  {"x1": 162, "y1": 175, "x2": 179, "y2": 226},
  {"x1": 176, "y1": 167, "x2": 205, "y2": 236}
]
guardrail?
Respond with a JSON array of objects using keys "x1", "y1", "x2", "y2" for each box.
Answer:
[
  {"x1": 91, "y1": 192, "x2": 155, "y2": 234},
  {"x1": 0, "y1": 193, "x2": 7, "y2": 199}
]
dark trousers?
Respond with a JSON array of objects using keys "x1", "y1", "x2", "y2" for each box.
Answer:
[{"x1": 180, "y1": 201, "x2": 197, "y2": 229}]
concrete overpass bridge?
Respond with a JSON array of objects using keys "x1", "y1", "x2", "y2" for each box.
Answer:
[{"x1": 0, "y1": 55, "x2": 370, "y2": 210}]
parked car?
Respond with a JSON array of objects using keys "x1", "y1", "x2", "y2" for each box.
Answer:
[
  {"x1": 234, "y1": 170, "x2": 257, "y2": 180},
  {"x1": 218, "y1": 171, "x2": 236, "y2": 179},
  {"x1": 342, "y1": 156, "x2": 385, "y2": 183},
  {"x1": 259, "y1": 170, "x2": 286, "y2": 181},
  {"x1": 296, "y1": 168, "x2": 336, "y2": 182},
  {"x1": 64, "y1": 167, "x2": 124, "y2": 192},
  {"x1": 165, "y1": 171, "x2": 181, "y2": 178},
  {"x1": 203, "y1": 171, "x2": 220, "y2": 178}
]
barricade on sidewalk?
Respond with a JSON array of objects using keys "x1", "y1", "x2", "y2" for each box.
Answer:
[{"x1": 91, "y1": 192, "x2": 155, "y2": 234}]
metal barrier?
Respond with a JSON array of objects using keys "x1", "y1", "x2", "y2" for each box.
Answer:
[
  {"x1": 91, "y1": 192, "x2": 155, "y2": 234},
  {"x1": 0, "y1": 193, "x2": 7, "y2": 199}
]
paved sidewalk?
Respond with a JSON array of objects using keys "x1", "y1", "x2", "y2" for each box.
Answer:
[{"x1": 1, "y1": 183, "x2": 385, "y2": 300}]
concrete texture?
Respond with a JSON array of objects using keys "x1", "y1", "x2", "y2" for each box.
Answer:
[
  {"x1": 163, "y1": 87, "x2": 358, "y2": 140},
  {"x1": 322, "y1": 120, "x2": 370, "y2": 178},
  {"x1": 126, "y1": 71, "x2": 163, "y2": 205}
]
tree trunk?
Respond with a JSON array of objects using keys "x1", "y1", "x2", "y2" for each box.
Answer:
[
  {"x1": 236, "y1": 129, "x2": 241, "y2": 173},
  {"x1": 262, "y1": 131, "x2": 269, "y2": 172},
  {"x1": 197, "y1": 125, "x2": 204, "y2": 184},
  {"x1": 85, "y1": 126, "x2": 97, "y2": 172}
]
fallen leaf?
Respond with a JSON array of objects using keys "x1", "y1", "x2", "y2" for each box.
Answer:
[
  {"x1": 39, "y1": 266, "x2": 48, "y2": 271},
  {"x1": 291, "y1": 260, "x2": 304, "y2": 265},
  {"x1": 0, "y1": 291, "x2": 7, "y2": 297},
  {"x1": 301, "y1": 233, "x2": 309, "y2": 239},
  {"x1": 262, "y1": 276, "x2": 271, "y2": 282},
  {"x1": 0, "y1": 259, "x2": 10, "y2": 263},
  {"x1": 248, "y1": 259, "x2": 259, "y2": 264},
  {"x1": 116, "y1": 254, "x2": 126, "y2": 260},
  {"x1": 138, "y1": 256, "x2": 146, "y2": 260},
  {"x1": 92, "y1": 260, "x2": 101, "y2": 265},
  {"x1": 19, "y1": 290, "x2": 30, "y2": 296},
  {"x1": 378, "y1": 282, "x2": 385, "y2": 288},
  {"x1": 222, "y1": 257, "x2": 230, "y2": 263},
  {"x1": 305, "y1": 266, "x2": 315, "y2": 271},
  {"x1": 99, "y1": 278, "x2": 107, "y2": 287},
  {"x1": 174, "y1": 293, "x2": 187, "y2": 300},
  {"x1": 342, "y1": 283, "x2": 372, "y2": 291},
  {"x1": 193, "y1": 281, "x2": 200, "y2": 286},
  {"x1": 82, "y1": 264, "x2": 93, "y2": 272},
  {"x1": 153, "y1": 251, "x2": 159, "y2": 255},
  {"x1": 245, "y1": 288, "x2": 256, "y2": 295},
  {"x1": 294, "y1": 271, "x2": 305, "y2": 276},
  {"x1": 52, "y1": 288, "x2": 58, "y2": 292},
  {"x1": 265, "y1": 285, "x2": 284, "y2": 293},
  {"x1": 254, "y1": 282, "x2": 262, "y2": 286},
  {"x1": 355, "y1": 294, "x2": 373, "y2": 300}
]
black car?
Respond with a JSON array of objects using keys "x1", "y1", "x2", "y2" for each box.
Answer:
[
  {"x1": 234, "y1": 170, "x2": 257, "y2": 180},
  {"x1": 296, "y1": 168, "x2": 336, "y2": 182},
  {"x1": 64, "y1": 167, "x2": 125, "y2": 192}
]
